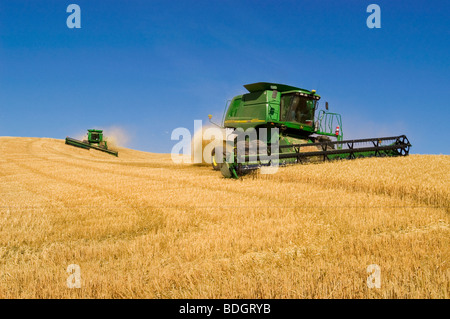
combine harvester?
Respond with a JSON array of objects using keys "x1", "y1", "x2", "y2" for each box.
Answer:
[
  {"x1": 209, "y1": 82, "x2": 411, "y2": 178},
  {"x1": 65, "y1": 129, "x2": 118, "y2": 157}
]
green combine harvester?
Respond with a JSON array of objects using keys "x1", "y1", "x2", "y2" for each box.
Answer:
[
  {"x1": 65, "y1": 129, "x2": 118, "y2": 157},
  {"x1": 209, "y1": 82, "x2": 411, "y2": 178}
]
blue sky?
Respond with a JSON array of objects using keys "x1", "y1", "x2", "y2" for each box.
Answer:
[{"x1": 0, "y1": 0, "x2": 448, "y2": 154}]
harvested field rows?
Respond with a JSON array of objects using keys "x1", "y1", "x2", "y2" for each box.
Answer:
[{"x1": 0, "y1": 137, "x2": 448, "y2": 298}]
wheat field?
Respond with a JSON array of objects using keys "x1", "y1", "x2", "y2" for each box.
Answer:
[{"x1": 0, "y1": 136, "x2": 448, "y2": 298}]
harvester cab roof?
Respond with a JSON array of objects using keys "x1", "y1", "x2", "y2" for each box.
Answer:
[{"x1": 243, "y1": 82, "x2": 320, "y2": 97}]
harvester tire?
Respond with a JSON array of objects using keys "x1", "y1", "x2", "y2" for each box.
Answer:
[
  {"x1": 211, "y1": 148, "x2": 221, "y2": 171},
  {"x1": 212, "y1": 141, "x2": 232, "y2": 171}
]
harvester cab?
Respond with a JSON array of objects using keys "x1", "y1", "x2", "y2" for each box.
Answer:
[
  {"x1": 65, "y1": 129, "x2": 118, "y2": 157},
  {"x1": 219, "y1": 82, "x2": 342, "y2": 143},
  {"x1": 87, "y1": 129, "x2": 102, "y2": 143},
  {"x1": 86, "y1": 129, "x2": 107, "y2": 147},
  {"x1": 210, "y1": 82, "x2": 411, "y2": 178}
]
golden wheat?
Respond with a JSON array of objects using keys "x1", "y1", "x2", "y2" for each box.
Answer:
[{"x1": 0, "y1": 137, "x2": 448, "y2": 298}]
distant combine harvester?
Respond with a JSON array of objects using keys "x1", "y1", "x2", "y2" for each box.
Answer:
[{"x1": 65, "y1": 129, "x2": 118, "y2": 157}]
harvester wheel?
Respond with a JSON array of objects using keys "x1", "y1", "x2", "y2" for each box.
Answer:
[
  {"x1": 218, "y1": 150, "x2": 239, "y2": 178},
  {"x1": 212, "y1": 141, "x2": 233, "y2": 171},
  {"x1": 211, "y1": 148, "x2": 221, "y2": 171}
]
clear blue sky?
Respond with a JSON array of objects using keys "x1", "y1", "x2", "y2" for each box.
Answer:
[{"x1": 0, "y1": 0, "x2": 448, "y2": 154}]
